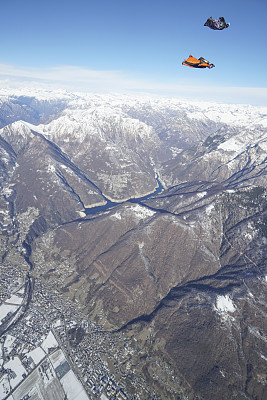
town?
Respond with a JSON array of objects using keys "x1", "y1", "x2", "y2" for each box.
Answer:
[{"x1": 0, "y1": 262, "x2": 156, "y2": 400}]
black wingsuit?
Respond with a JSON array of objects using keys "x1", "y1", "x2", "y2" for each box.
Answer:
[{"x1": 204, "y1": 17, "x2": 229, "y2": 30}]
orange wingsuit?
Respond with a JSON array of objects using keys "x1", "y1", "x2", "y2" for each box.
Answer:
[{"x1": 182, "y1": 55, "x2": 215, "y2": 69}]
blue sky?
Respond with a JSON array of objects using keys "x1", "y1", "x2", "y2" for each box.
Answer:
[{"x1": 1, "y1": 0, "x2": 267, "y2": 105}]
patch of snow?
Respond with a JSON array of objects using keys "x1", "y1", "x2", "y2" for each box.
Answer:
[
  {"x1": 6, "y1": 294, "x2": 23, "y2": 306},
  {"x1": 205, "y1": 204, "x2": 214, "y2": 215},
  {"x1": 218, "y1": 137, "x2": 244, "y2": 153},
  {"x1": 53, "y1": 319, "x2": 63, "y2": 328},
  {"x1": 0, "y1": 304, "x2": 19, "y2": 324},
  {"x1": 47, "y1": 164, "x2": 56, "y2": 173},
  {"x1": 130, "y1": 204, "x2": 155, "y2": 220},
  {"x1": 15, "y1": 285, "x2": 25, "y2": 295},
  {"x1": 4, "y1": 335, "x2": 16, "y2": 352},
  {"x1": 41, "y1": 331, "x2": 58, "y2": 354},
  {"x1": 244, "y1": 231, "x2": 253, "y2": 241},
  {"x1": 170, "y1": 147, "x2": 182, "y2": 157},
  {"x1": 197, "y1": 191, "x2": 207, "y2": 198},
  {"x1": 215, "y1": 295, "x2": 236, "y2": 313},
  {"x1": 25, "y1": 347, "x2": 46, "y2": 366},
  {"x1": 110, "y1": 211, "x2": 122, "y2": 220},
  {"x1": 4, "y1": 357, "x2": 27, "y2": 389},
  {"x1": 226, "y1": 189, "x2": 235, "y2": 194},
  {"x1": 2, "y1": 187, "x2": 13, "y2": 197},
  {"x1": 220, "y1": 369, "x2": 226, "y2": 378},
  {"x1": 0, "y1": 375, "x2": 10, "y2": 399},
  {"x1": 60, "y1": 370, "x2": 89, "y2": 400}
]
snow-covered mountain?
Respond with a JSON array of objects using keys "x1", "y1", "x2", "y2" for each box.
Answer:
[
  {"x1": 1, "y1": 88, "x2": 267, "y2": 200},
  {"x1": 0, "y1": 88, "x2": 266, "y2": 400}
]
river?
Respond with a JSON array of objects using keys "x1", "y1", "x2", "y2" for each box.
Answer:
[{"x1": 85, "y1": 175, "x2": 164, "y2": 216}]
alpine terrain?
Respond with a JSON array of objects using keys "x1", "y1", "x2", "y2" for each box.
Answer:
[{"x1": 0, "y1": 88, "x2": 266, "y2": 400}]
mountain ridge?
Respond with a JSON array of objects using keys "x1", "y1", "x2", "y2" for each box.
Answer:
[{"x1": 0, "y1": 89, "x2": 266, "y2": 400}]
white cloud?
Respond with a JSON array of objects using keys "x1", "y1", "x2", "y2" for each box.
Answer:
[
  {"x1": 0, "y1": 63, "x2": 267, "y2": 105},
  {"x1": 0, "y1": 63, "x2": 127, "y2": 90}
]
